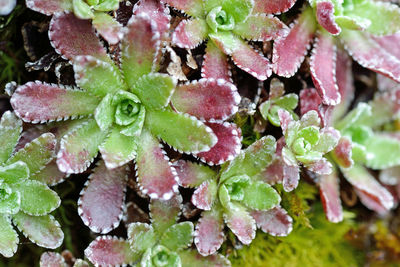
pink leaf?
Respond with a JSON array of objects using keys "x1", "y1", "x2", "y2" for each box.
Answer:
[
  {"x1": 31, "y1": 160, "x2": 67, "y2": 186},
  {"x1": 195, "y1": 122, "x2": 242, "y2": 165},
  {"x1": 39, "y1": 252, "x2": 65, "y2": 267},
  {"x1": 300, "y1": 88, "x2": 322, "y2": 116},
  {"x1": 341, "y1": 29, "x2": 400, "y2": 83},
  {"x1": 251, "y1": 206, "x2": 293, "y2": 236},
  {"x1": 332, "y1": 137, "x2": 353, "y2": 168},
  {"x1": 135, "y1": 130, "x2": 178, "y2": 200},
  {"x1": 308, "y1": 158, "x2": 332, "y2": 175},
  {"x1": 253, "y1": 0, "x2": 297, "y2": 14},
  {"x1": 150, "y1": 194, "x2": 182, "y2": 233},
  {"x1": 133, "y1": 0, "x2": 171, "y2": 38},
  {"x1": 310, "y1": 31, "x2": 341, "y2": 105},
  {"x1": 26, "y1": 0, "x2": 72, "y2": 15},
  {"x1": 172, "y1": 78, "x2": 240, "y2": 121},
  {"x1": 224, "y1": 203, "x2": 256, "y2": 245},
  {"x1": 334, "y1": 47, "x2": 354, "y2": 118},
  {"x1": 355, "y1": 189, "x2": 389, "y2": 215},
  {"x1": 192, "y1": 180, "x2": 216, "y2": 210},
  {"x1": 372, "y1": 32, "x2": 400, "y2": 60},
  {"x1": 278, "y1": 109, "x2": 293, "y2": 133},
  {"x1": 161, "y1": 0, "x2": 203, "y2": 18},
  {"x1": 261, "y1": 158, "x2": 284, "y2": 185},
  {"x1": 319, "y1": 170, "x2": 343, "y2": 223},
  {"x1": 11, "y1": 81, "x2": 100, "y2": 123},
  {"x1": 282, "y1": 162, "x2": 300, "y2": 192},
  {"x1": 78, "y1": 161, "x2": 127, "y2": 234},
  {"x1": 202, "y1": 41, "x2": 231, "y2": 81},
  {"x1": 194, "y1": 209, "x2": 224, "y2": 256},
  {"x1": 173, "y1": 160, "x2": 216, "y2": 188},
  {"x1": 273, "y1": 7, "x2": 316, "y2": 77},
  {"x1": 316, "y1": 1, "x2": 341, "y2": 35},
  {"x1": 85, "y1": 236, "x2": 137, "y2": 266},
  {"x1": 172, "y1": 18, "x2": 208, "y2": 49},
  {"x1": 49, "y1": 13, "x2": 109, "y2": 62},
  {"x1": 92, "y1": 13, "x2": 123, "y2": 45}
]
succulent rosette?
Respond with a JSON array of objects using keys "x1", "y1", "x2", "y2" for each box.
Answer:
[
  {"x1": 164, "y1": 0, "x2": 295, "y2": 81},
  {"x1": 174, "y1": 136, "x2": 293, "y2": 256},
  {"x1": 85, "y1": 195, "x2": 231, "y2": 266},
  {"x1": 0, "y1": 112, "x2": 63, "y2": 257},
  {"x1": 273, "y1": 0, "x2": 400, "y2": 106}
]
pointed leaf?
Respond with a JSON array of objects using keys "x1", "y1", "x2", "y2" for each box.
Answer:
[
  {"x1": 233, "y1": 14, "x2": 288, "y2": 42},
  {"x1": 11, "y1": 180, "x2": 60, "y2": 216},
  {"x1": 132, "y1": 73, "x2": 176, "y2": 110},
  {"x1": 145, "y1": 109, "x2": 217, "y2": 153},
  {"x1": 253, "y1": 0, "x2": 296, "y2": 14},
  {"x1": 0, "y1": 111, "x2": 22, "y2": 164},
  {"x1": 202, "y1": 41, "x2": 231, "y2": 81},
  {"x1": 221, "y1": 135, "x2": 276, "y2": 181},
  {"x1": 49, "y1": 13, "x2": 110, "y2": 62},
  {"x1": 210, "y1": 32, "x2": 272, "y2": 80},
  {"x1": 251, "y1": 206, "x2": 293, "y2": 236},
  {"x1": 85, "y1": 236, "x2": 139, "y2": 266},
  {"x1": 172, "y1": 18, "x2": 208, "y2": 49},
  {"x1": 127, "y1": 223, "x2": 156, "y2": 253},
  {"x1": 162, "y1": 0, "x2": 203, "y2": 18},
  {"x1": 342, "y1": 165, "x2": 394, "y2": 211},
  {"x1": 319, "y1": 170, "x2": 343, "y2": 223},
  {"x1": 192, "y1": 180, "x2": 217, "y2": 210},
  {"x1": 121, "y1": 14, "x2": 160, "y2": 87},
  {"x1": 195, "y1": 122, "x2": 242, "y2": 165},
  {"x1": 78, "y1": 161, "x2": 127, "y2": 233},
  {"x1": 0, "y1": 214, "x2": 18, "y2": 258},
  {"x1": 179, "y1": 250, "x2": 231, "y2": 267},
  {"x1": 364, "y1": 134, "x2": 400, "y2": 170},
  {"x1": 242, "y1": 181, "x2": 281, "y2": 211},
  {"x1": 150, "y1": 194, "x2": 182, "y2": 233},
  {"x1": 340, "y1": 29, "x2": 400, "y2": 83},
  {"x1": 39, "y1": 252, "x2": 66, "y2": 267},
  {"x1": 172, "y1": 78, "x2": 240, "y2": 121},
  {"x1": 57, "y1": 119, "x2": 107, "y2": 174},
  {"x1": 13, "y1": 213, "x2": 63, "y2": 249},
  {"x1": 92, "y1": 12, "x2": 122, "y2": 45},
  {"x1": 224, "y1": 203, "x2": 256, "y2": 245},
  {"x1": 273, "y1": 7, "x2": 316, "y2": 77},
  {"x1": 11, "y1": 82, "x2": 99, "y2": 123},
  {"x1": 194, "y1": 209, "x2": 224, "y2": 256},
  {"x1": 136, "y1": 129, "x2": 178, "y2": 200},
  {"x1": 73, "y1": 55, "x2": 126, "y2": 98},
  {"x1": 310, "y1": 31, "x2": 341, "y2": 105},
  {"x1": 99, "y1": 127, "x2": 138, "y2": 169},
  {"x1": 316, "y1": 1, "x2": 341, "y2": 35},
  {"x1": 26, "y1": 0, "x2": 72, "y2": 15},
  {"x1": 160, "y1": 222, "x2": 194, "y2": 251},
  {"x1": 8, "y1": 133, "x2": 56, "y2": 175}
]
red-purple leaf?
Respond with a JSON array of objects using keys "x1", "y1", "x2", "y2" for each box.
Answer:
[
  {"x1": 173, "y1": 160, "x2": 216, "y2": 188},
  {"x1": 202, "y1": 41, "x2": 231, "y2": 81},
  {"x1": 355, "y1": 189, "x2": 389, "y2": 215},
  {"x1": 31, "y1": 160, "x2": 67, "y2": 186},
  {"x1": 135, "y1": 129, "x2": 178, "y2": 200},
  {"x1": 195, "y1": 122, "x2": 242, "y2": 165},
  {"x1": 224, "y1": 203, "x2": 256, "y2": 245},
  {"x1": 11, "y1": 82, "x2": 99, "y2": 123},
  {"x1": 39, "y1": 252, "x2": 66, "y2": 267},
  {"x1": 172, "y1": 78, "x2": 240, "y2": 121},
  {"x1": 133, "y1": 0, "x2": 171, "y2": 38},
  {"x1": 278, "y1": 109, "x2": 294, "y2": 133},
  {"x1": 340, "y1": 29, "x2": 400, "y2": 83},
  {"x1": 49, "y1": 13, "x2": 109, "y2": 62},
  {"x1": 172, "y1": 18, "x2": 208, "y2": 49},
  {"x1": 253, "y1": 0, "x2": 297, "y2": 14},
  {"x1": 319, "y1": 170, "x2": 343, "y2": 223},
  {"x1": 192, "y1": 180, "x2": 217, "y2": 210},
  {"x1": 300, "y1": 88, "x2": 322, "y2": 116},
  {"x1": 161, "y1": 0, "x2": 203, "y2": 18},
  {"x1": 85, "y1": 236, "x2": 138, "y2": 266},
  {"x1": 308, "y1": 158, "x2": 333, "y2": 175},
  {"x1": 273, "y1": 7, "x2": 316, "y2": 77},
  {"x1": 92, "y1": 13, "x2": 123, "y2": 45},
  {"x1": 194, "y1": 209, "x2": 224, "y2": 256},
  {"x1": 332, "y1": 137, "x2": 353, "y2": 168},
  {"x1": 372, "y1": 33, "x2": 400, "y2": 60},
  {"x1": 282, "y1": 162, "x2": 300, "y2": 192},
  {"x1": 78, "y1": 161, "x2": 127, "y2": 234},
  {"x1": 26, "y1": 0, "x2": 72, "y2": 15},
  {"x1": 310, "y1": 31, "x2": 341, "y2": 105},
  {"x1": 316, "y1": 1, "x2": 341, "y2": 35},
  {"x1": 150, "y1": 194, "x2": 182, "y2": 233},
  {"x1": 251, "y1": 206, "x2": 293, "y2": 236}
]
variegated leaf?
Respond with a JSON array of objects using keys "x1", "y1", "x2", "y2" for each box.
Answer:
[
  {"x1": 150, "y1": 194, "x2": 182, "y2": 233},
  {"x1": 172, "y1": 78, "x2": 240, "y2": 121},
  {"x1": 194, "y1": 209, "x2": 224, "y2": 256},
  {"x1": 251, "y1": 206, "x2": 293, "y2": 236},
  {"x1": 133, "y1": 0, "x2": 171, "y2": 37},
  {"x1": 332, "y1": 137, "x2": 353, "y2": 168},
  {"x1": 282, "y1": 161, "x2": 300, "y2": 192},
  {"x1": 39, "y1": 252, "x2": 67, "y2": 267},
  {"x1": 192, "y1": 180, "x2": 218, "y2": 210},
  {"x1": 253, "y1": 0, "x2": 297, "y2": 14},
  {"x1": 355, "y1": 188, "x2": 389, "y2": 215},
  {"x1": 160, "y1": 222, "x2": 194, "y2": 251},
  {"x1": 172, "y1": 18, "x2": 208, "y2": 49},
  {"x1": 78, "y1": 161, "x2": 127, "y2": 233},
  {"x1": 0, "y1": 111, "x2": 22, "y2": 164},
  {"x1": 224, "y1": 203, "x2": 256, "y2": 245},
  {"x1": 202, "y1": 41, "x2": 231, "y2": 81},
  {"x1": 11, "y1": 82, "x2": 100, "y2": 123},
  {"x1": 127, "y1": 223, "x2": 156, "y2": 253},
  {"x1": 173, "y1": 160, "x2": 215, "y2": 188},
  {"x1": 31, "y1": 160, "x2": 67, "y2": 186},
  {"x1": 319, "y1": 170, "x2": 343, "y2": 223},
  {"x1": 92, "y1": 12, "x2": 122, "y2": 45},
  {"x1": 26, "y1": 0, "x2": 72, "y2": 15},
  {"x1": 316, "y1": 1, "x2": 341, "y2": 35}
]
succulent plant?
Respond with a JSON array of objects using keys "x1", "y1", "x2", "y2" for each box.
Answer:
[
  {"x1": 174, "y1": 136, "x2": 292, "y2": 256},
  {"x1": 85, "y1": 195, "x2": 231, "y2": 266},
  {"x1": 0, "y1": 0, "x2": 16, "y2": 15},
  {"x1": 40, "y1": 251, "x2": 89, "y2": 267},
  {"x1": 0, "y1": 112, "x2": 63, "y2": 257},
  {"x1": 165, "y1": 0, "x2": 295, "y2": 81}
]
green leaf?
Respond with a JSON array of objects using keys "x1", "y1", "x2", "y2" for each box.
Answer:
[
  {"x1": 221, "y1": 135, "x2": 276, "y2": 182},
  {"x1": 0, "y1": 161, "x2": 29, "y2": 184},
  {"x1": 94, "y1": 0, "x2": 119, "y2": 11},
  {"x1": 12, "y1": 213, "x2": 64, "y2": 249},
  {"x1": 73, "y1": 0, "x2": 94, "y2": 19},
  {"x1": 142, "y1": 246, "x2": 181, "y2": 267},
  {"x1": 242, "y1": 181, "x2": 281, "y2": 211},
  {"x1": 364, "y1": 134, "x2": 400, "y2": 170},
  {"x1": 0, "y1": 183, "x2": 20, "y2": 215},
  {"x1": 0, "y1": 214, "x2": 18, "y2": 258},
  {"x1": 335, "y1": 15, "x2": 371, "y2": 31},
  {"x1": 160, "y1": 222, "x2": 194, "y2": 251},
  {"x1": 222, "y1": 0, "x2": 253, "y2": 23},
  {"x1": 223, "y1": 175, "x2": 250, "y2": 201},
  {"x1": 300, "y1": 110, "x2": 320, "y2": 128},
  {"x1": 218, "y1": 184, "x2": 231, "y2": 208},
  {"x1": 0, "y1": 111, "x2": 22, "y2": 164},
  {"x1": 297, "y1": 126, "x2": 320, "y2": 145},
  {"x1": 94, "y1": 93, "x2": 115, "y2": 131},
  {"x1": 145, "y1": 109, "x2": 217, "y2": 153},
  {"x1": 274, "y1": 94, "x2": 299, "y2": 110},
  {"x1": 127, "y1": 223, "x2": 157, "y2": 253},
  {"x1": 335, "y1": 103, "x2": 371, "y2": 131},
  {"x1": 296, "y1": 151, "x2": 323, "y2": 164},
  {"x1": 179, "y1": 250, "x2": 231, "y2": 267},
  {"x1": 132, "y1": 73, "x2": 176, "y2": 110},
  {"x1": 10, "y1": 180, "x2": 60, "y2": 216},
  {"x1": 150, "y1": 195, "x2": 183, "y2": 234},
  {"x1": 7, "y1": 133, "x2": 56, "y2": 175}
]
